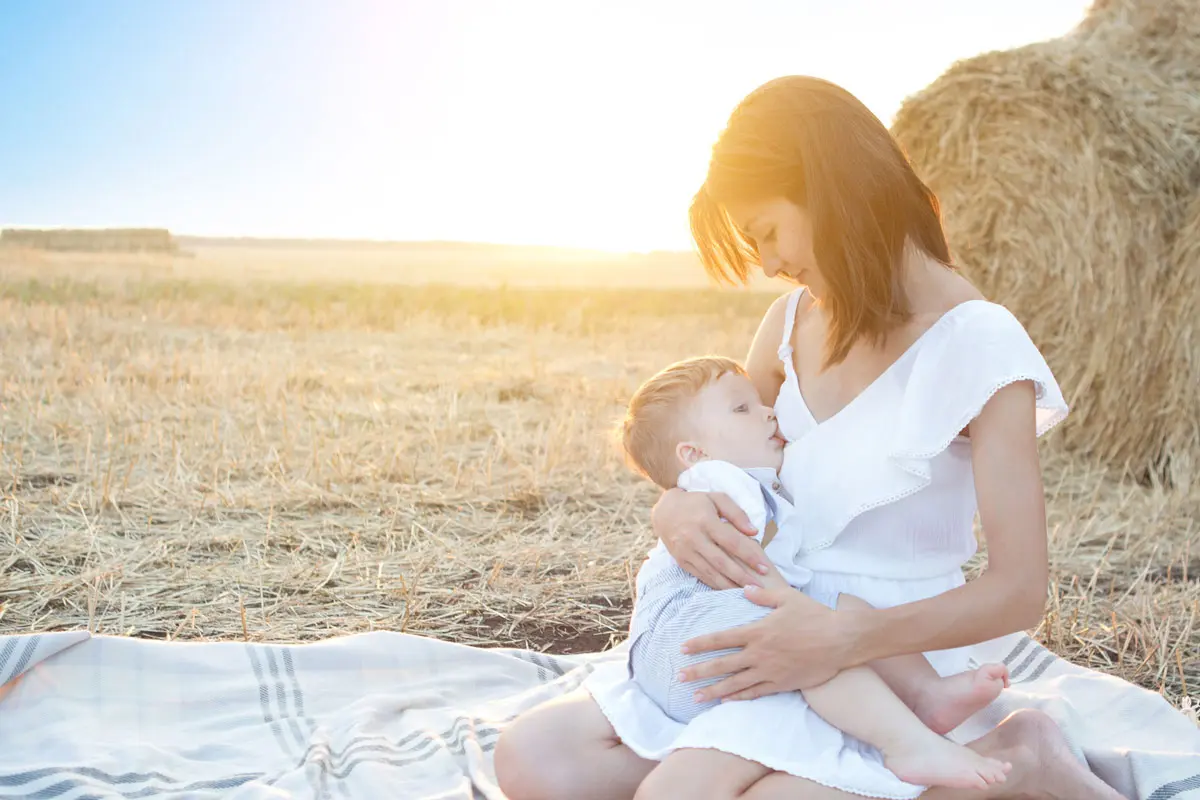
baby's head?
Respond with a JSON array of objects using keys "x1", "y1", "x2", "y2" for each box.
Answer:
[{"x1": 621, "y1": 356, "x2": 786, "y2": 489}]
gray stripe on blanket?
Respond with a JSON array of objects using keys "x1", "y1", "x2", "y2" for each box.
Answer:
[
  {"x1": 528, "y1": 652, "x2": 551, "y2": 682},
  {"x1": 281, "y1": 649, "x2": 316, "y2": 736},
  {"x1": 265, "y1": 647, "x2": 309, "y2": 752},
  {"x1": 0, "y1": 637, "x2": 20, "y2": 682},
  {"x1": 1013, "y1": 652, "x2": 1058, "y2": 685},
  {"x1": 1149, "y1": 774, "x2": 1200, "y2": 800},
  {"x1": 246, "y1": 644, "x2": 299, "y2": 762},
  {"x1": 0, "y1": 636, "x2": 40, "y2": 687},
  {"x1": 273, "y1": 722, "x2": 504, "y2": 793},
  {"x1": 313, "y1": 719, "x2": 502, "y2": 771},
  {"x1": 1001, "y1": 635, "x2": 1035, "y2": 667},
  {"x1": 1010, "y1": 643, "x2": 1049, "y2": 680},
  {"x1": 321, "y1": 736, "x2": 501, "y2": 783},
  {"x1": 496, "y1": 648, "x2": 570, "y2": 681},
  {"x1": 264, "y1": 647, "x2": 329, "y2": 800},
  {"x1": 0, "y1": 767, "x2": 263, "y2": 797}
]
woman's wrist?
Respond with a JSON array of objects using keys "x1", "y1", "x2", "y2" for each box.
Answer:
[{"x1": 841, "y1": 603, "x2": 886, "y2": 667}]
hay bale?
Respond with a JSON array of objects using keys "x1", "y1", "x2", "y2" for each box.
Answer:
[
  {"x1": 890, "y1": 8, "x2": 1200, "y2": 486},
  {"x1": 1073, "y1": 0, "x2": 1200, "y2": 86},
  {"x1": 1152, "y1": 192, "x2": 1200, "y2": 482}
]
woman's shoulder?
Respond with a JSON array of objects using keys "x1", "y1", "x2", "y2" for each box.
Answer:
[
  {"x1": 749, "y1": 287, "x2": 804, "y2": 358},
  {"x1": 938, "y1": 297, "x2": 1035, "y2": 345},
  {"x1": 763, "y1": 286, "x2": 812, "y2": 324},
  {"x1": 746, "y1": 288, "x2": 806, "y2": 401},
  {"x1": 758, "y1": 286, "x2": 816, "y2": 346},
  {"x1": 909, "y1": 272, "x2": 1026, "y2": 345}
]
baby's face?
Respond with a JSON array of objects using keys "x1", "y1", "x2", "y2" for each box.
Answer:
[{"x1": 679, "y1": 373, "x2": 786, "y2": 472}]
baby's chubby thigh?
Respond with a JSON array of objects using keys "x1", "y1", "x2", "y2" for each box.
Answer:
[{"x1": 630, "y1": 587, "x2": 772, "y2": 723}]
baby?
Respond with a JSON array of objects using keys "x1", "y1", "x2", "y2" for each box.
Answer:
[{"x1": 619, "y1": 355, "x2": 1012, "y2": 790}]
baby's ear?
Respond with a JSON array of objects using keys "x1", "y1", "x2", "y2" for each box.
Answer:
[{"x1": 675, "y1": 441, "x2": 705, "y2": 466}]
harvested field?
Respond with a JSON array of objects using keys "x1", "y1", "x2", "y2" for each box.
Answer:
[{"x1": 0, "y1": 252, "x2": 1196, "y2": 715}]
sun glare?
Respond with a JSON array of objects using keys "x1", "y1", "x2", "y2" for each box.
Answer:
[{"x1": 1, "y1": 1, "x2": 1093, "y2": 253}]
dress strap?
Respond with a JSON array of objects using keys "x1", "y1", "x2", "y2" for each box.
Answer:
[{"x1": 777, "y1": 287, "x2": 806, "y2": 364}]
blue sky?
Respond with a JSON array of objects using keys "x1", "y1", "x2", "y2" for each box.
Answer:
[{"x1": 0, "y1": 1, "x2": 1093, "y2": 251}]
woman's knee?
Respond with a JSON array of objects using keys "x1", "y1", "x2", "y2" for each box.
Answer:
[
  {"x1": 494, "y1": 710, "x2": 580, "y2": 800},
  {"x1": 493, "y1": 723, "x2": 541, "y2": 799},
  {"x1": 493, "y1": 690, "x2": 621, "y2": 800}
]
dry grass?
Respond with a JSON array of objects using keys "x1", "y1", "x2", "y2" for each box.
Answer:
[{"x1": 0, "y1": 253, "x2": 1196, "y2": 712}]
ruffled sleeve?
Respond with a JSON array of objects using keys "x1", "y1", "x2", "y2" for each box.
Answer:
[
  {"x1": 783, "y1": 301, "x2": 1069, "y2": 555},
  {"x1": 890, "y1": 302, "x2": 1069, "y2": 467}
]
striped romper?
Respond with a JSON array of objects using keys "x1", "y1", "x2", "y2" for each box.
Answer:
[{"x1": 627, "y1": 460, "x2": 813, "y2": 723}]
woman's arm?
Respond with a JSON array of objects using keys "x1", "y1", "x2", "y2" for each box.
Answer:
[
  {"x1": 678, "y1": 379, "x2": 1050, "y2": 700},
  {"x1": 743, "y1": 292, "x2": 789, "y2": 408},
  {"x1": 847, "y1": 379, "x2": 1048, "y2": 661},
  {"x1": 650, "y1": 294, "x2": 791, "y2": 590}
]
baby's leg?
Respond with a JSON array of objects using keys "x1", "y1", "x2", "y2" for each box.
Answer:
[
  {"x1": 801, "y1": 663, "x2": 1011, "y2": 790},
  {"x1": 494, "y1": 688, "x2": 655, "y2": 800},
  {"x1": 836, "y1": 594, "x2": 1009, "y2": 735}
]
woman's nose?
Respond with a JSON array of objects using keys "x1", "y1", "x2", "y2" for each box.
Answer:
[{"x1": 762, "y1": 258, "x2": 780, "y2": 278}]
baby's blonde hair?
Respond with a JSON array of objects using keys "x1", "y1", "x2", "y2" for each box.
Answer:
[{"x1": 620, "y1": 356, "x2": 747, "y2": 489}]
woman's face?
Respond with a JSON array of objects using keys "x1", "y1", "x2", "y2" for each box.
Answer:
[{"x1": 727, "y1": 197, "x2": 823, "y2": 296}]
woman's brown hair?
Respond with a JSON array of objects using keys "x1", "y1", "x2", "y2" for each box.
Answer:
[{"x1": 690, "y1": 76, "x2": 952, "y2": 368}]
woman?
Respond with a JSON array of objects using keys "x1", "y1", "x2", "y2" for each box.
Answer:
[{"x1": 494, "y1": 76, "x2": 1128, "y2": 799}]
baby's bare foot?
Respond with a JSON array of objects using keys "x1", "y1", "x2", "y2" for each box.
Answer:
[
  {"x1": 914, "y1": 663, "x2": 1009, "y2": 735},
  {"x1": 886, "y1": 736, "x2": 1012, "y2": 790}
]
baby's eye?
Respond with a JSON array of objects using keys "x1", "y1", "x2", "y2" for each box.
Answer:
[{"x1": 734, "y1": 404, "x2": 748, "y2": 413}]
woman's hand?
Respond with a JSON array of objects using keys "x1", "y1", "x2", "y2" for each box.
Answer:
[
  {"x1": 652, "y1": 488, "x2": 771, "y2": 590},
  {"x1": 678, "y1": 586, "x2": 861, "y2": 701}
]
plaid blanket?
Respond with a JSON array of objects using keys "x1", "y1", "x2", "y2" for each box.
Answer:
[{"x1": 0, "y1": 630, "x2": 1195, "y2": 799}]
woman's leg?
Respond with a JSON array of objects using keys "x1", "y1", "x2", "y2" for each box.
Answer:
[
  {"x1": 494, "y1": 687, "x2": 655, "y2": 800},
  {"x1": 635, "y1": 710, "x2": 1125, "y2": 800},
  {"x1": 633, "y1": 747, "x2": 772, "y2": 800},
  {"x1": 497, "y1": 697, "x2": 1125, "y2": 800},
  {"x1": 740, "y1": 710, "x2": 1126, "y2": 800}
]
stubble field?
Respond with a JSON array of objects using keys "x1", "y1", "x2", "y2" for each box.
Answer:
[{"x1": 0, "y1": 246, "x2": 1196, "y2": 715}]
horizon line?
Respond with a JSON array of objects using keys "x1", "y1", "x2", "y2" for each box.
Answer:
[{"x1": 0, "y1": 225, "x2": 695, "y2": 257}]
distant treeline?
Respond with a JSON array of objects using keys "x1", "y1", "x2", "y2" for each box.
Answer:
[{"x1": 1, "y1": 228, "x2": 178, "y2": 253}]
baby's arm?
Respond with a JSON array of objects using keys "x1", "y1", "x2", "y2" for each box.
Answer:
[{"x1": 681, "y1": 466, "x2": 790, "y2": 591}]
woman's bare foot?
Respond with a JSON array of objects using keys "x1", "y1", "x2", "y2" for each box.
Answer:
[
  {"x1": 953, "y1": 709, "x2": 1128, "y2": 800},
  {"x1": 885, "y1": 734, "x2": 1011, "y2": 790},
  {"x1": 914, "y1": 663, "x2": 1009, "y2": 735}
]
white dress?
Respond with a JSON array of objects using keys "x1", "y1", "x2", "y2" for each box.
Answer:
[{"x1": 583, "y1": 288, "x2": 1070, "y2": 799}]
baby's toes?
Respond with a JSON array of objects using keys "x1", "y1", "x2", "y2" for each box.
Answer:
[
  {"x1": 985, "y1": 759, "x2": 1011, "y2": 784},
  {"x1": 980, "y1": 663, "x2": 1010, "y2": 687}
]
